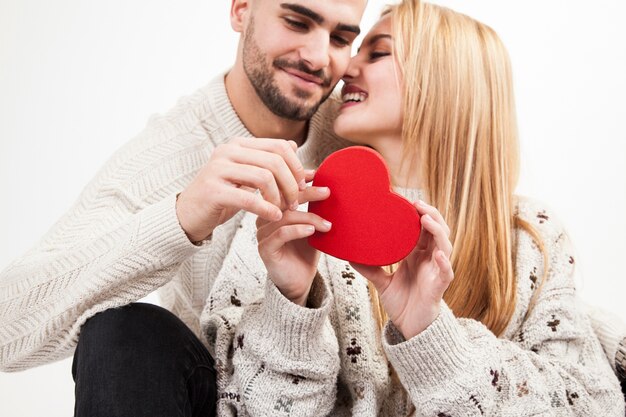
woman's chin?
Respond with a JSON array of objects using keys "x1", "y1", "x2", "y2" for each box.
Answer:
[{"x1": 333, "y1": 120, "x2": 367, "y2": 144}]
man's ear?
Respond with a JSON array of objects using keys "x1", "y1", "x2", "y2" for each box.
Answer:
[{"x1": 230, "y1": 0, "x2": 250, "y2": 33}]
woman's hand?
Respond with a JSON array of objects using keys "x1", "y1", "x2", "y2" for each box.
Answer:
[
  {"x1": 351, "y1": 200, "x2": 454, "y2": 339},
  {"x1": 256, "y1": 171, "x2": 331, "y2": 306}
]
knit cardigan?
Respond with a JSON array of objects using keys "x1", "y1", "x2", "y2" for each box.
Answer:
[{"x1": 0, "y1": 74, "x2": 624, "y2": 416}]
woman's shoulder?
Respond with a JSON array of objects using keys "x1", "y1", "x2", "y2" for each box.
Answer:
[
  {"x1": 513, "y1": 195, "x2": 577, "y2": 281},
  {"x1": 514, "y1": 194, "x2": 571, "y2": 240},
  {"x1": 513, "y1": 195, "x2": 577, "y2": 290}
]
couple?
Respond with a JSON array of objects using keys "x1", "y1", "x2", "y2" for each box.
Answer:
[{"x1": 1, "y1": 0, "x2": 625, "y2": 416}]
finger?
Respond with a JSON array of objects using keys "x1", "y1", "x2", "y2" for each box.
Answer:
[
  {"x1": 304, "y1": 169, "x2": 316, "y2": 183},
  {"x1": 257, "y1": 210, "x2": 331, "y2": 242},
  {"x1": 349, "y1": 262, "x2": 391, "y2": 293},
  {"x1": 421, "y1": 214, "x2": 453, "y2": 257},
  {"x1": 298, "y1": 185, "x2": 330, "y2": 205},
  {"x1": 259, "y1": 224, "x2": 316, "y2": 258},
  {"x1": 433, "y1": 249, "x2": 455, "y2": 292},
  {"x1": 256, "y1": 214, "x2": 270, "y2": 230},
  {"x1": 224, "y1": 146, "x2": 301, "y2": 210},
  {"x1": 214, "y1": 186, "x2": 282, "y2": 223},
  {"x1": 239, "y1": 137, "x2": 305, "y2": 192},
  {"x1": 414, "y1": 200, "x2": 451, "y2": 237},
  {"x1": 218, "y1": 161, "x2": 281, "y2": 208}
]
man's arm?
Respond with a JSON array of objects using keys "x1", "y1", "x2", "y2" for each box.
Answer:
[{"x1": 1, "y1": 89, "x2": 307, "y2": 372}]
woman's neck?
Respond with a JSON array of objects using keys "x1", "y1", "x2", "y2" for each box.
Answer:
[{"x1": 372, "y1": 138, "x2": 421, "y2": 189}]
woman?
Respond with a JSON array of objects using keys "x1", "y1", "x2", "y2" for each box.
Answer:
[{"x1": 220, "y1": 1, "x2": 624, "y2": 416}]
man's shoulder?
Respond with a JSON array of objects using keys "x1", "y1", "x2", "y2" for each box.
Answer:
[
  {"x1": 98, "y1": 77, "x2": 228, "y2": 184},
  {"x1": 147, "y1": 76, "x2": 225, "y2": 139}
]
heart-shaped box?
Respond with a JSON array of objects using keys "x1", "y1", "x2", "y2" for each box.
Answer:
[{"x1": 308, "y1": 146, "x2": 421, "y2": 266}]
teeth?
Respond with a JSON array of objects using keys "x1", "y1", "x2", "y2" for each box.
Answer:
[{"x1": 342, "y1": 92, "x2": 367, "y2": 103}]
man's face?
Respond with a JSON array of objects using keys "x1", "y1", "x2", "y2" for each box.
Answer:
[{"x1": 240, "y1": 0, "x2": 365, "y2": 120}]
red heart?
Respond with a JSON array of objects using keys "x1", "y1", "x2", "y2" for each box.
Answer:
[{"x1": 308, "y1": 146, "x2": 421, "y2": 266}]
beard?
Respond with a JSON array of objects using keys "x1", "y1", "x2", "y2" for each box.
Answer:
[{"x1": 242, "y1": 17, "x2": 334, "y2": 121}]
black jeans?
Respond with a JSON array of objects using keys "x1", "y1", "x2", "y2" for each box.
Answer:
[{"x1": 72, "y1": 302, "x2": 217, "y2": 417}]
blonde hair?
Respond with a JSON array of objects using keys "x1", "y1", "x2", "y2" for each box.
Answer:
[{"x1": 370, "y1": 1, "x2": 547, "y2": 337}]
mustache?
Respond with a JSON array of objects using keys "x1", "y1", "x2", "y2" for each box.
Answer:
[{"x1": 274, "y1": 58, "x2": 332, "y2": 88}]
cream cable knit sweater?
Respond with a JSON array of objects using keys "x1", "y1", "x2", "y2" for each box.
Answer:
[
  {"x1": 0, "y1": 73, "x2": 348, "y2": 371},
  {"x1": 1, "y1": 74, "x2": 624, "y2": 416}
]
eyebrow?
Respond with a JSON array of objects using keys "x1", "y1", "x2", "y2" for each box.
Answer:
[
  {"x1": 368, "y1": 34, "x2": 392, "y2": 45},
  {"x1": 280, "y1": 3, "x2": 361, "y2": 35},
  {"x1": 358, "y1": 34, "x2": 392, "y2": 53}
]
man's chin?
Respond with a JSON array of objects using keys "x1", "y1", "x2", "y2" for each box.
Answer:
[{"x1": 282, "y1": 96, "x2": 325, "y2": 118}]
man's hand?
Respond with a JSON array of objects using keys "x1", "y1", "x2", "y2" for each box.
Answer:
[{"x1": 176, "y1": 137, "x2": 306, "y2": 243}]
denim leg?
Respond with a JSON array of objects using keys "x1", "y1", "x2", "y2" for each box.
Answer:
[{"x1": 72, "y1": 302, "x2": 216, "y2": 417}]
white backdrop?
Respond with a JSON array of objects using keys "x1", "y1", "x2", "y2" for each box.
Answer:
[{"x1": 1, "y1": 0, "x2": 625, "y2": 415}]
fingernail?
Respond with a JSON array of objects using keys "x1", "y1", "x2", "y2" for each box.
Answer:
[
  {"x1": 318, "y1": 186, "x2": 330, "y2": 194},
  {"x1": 290, "y1": 201, "x2": 299, "y2": 211},
  {"x1": 418, "y1": 199, "x2": 426, "y2": 206},
  {"x1": 322, "y1": 220, "x2": 332, "y2": 230},
  {"x1": 299, "y1": 179, "x2": 306, "y2": 190},
  {"x1": 305, "y1": 225, "x2": 315, "y2": 234},
  {"x1": 422, "y1": 214, "x2": 432, "y2": 221}
]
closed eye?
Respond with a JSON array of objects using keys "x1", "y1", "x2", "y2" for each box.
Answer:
[
  {"x1": 370, "y1": 51, "x2": 391, "y2": 60},
  {"x1": 284, "y1": 17, "x2": 308, "y2": 31},
  {"x1": 331, "y1": 34, "x2": 350, "y2": 47}
]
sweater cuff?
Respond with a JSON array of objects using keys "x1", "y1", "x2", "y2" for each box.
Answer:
[
  {"x1": 383, "y1": 302, "x2": 472, "y2": 389},
  {"x1": 137, "y1": 193, "x2": 211, "y2": 263},
  {"x1": 254, "y1": 273, "x2": 333, "y2": 362},
  {"x1": 616, "y1": 339, "x2": 626, "y2": 381},
  {"x1": 583, "y1": 302, "x2": 626, "y2": 374}
]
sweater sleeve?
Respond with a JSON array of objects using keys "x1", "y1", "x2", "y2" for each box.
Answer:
[
  {"x1": 0, "y1": 114, "x2": 211, "y2": 372},
  {"x1": 204, "y1": 272, "x2": 340, "y2": 417},
  {"x1": 584, "y1": 302, "x2": 626, "y2": 380},
  {"x1": 382, "y1": 204, "x2": 625, "y2": 416},
  {"x1": 237, "y1": 275, "x2": 340, "y2": 416}
]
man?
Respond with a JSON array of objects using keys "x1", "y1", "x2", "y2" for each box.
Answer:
[{"x1": 0, "y1": 0, "x2": 366, "y2": 415}]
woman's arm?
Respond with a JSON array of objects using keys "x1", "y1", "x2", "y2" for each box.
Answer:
[
  {"x1": 201, "y1": 200, "x2": 341, "y2": 417},
  {"x1": 382, "y1": 203, "x2": 624, "y2": 416},
  {"x1": 586, "y1": 302, "x2": 626, "y2": 395},
  {"x1": 232, "y1": 276, "x2": 340, "y2": 417}
]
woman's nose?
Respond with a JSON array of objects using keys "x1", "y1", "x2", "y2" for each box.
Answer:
[{"x1": 342, "y1": 57, "x2": 361, "y2": 80}]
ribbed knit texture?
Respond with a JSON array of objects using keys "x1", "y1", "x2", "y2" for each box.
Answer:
[
  {"x1": 1, "y1": 74, "x2": 624, "y2": 416},
  {"x1": 585, "y1": 303, "x2": 626, "y2": 375}
]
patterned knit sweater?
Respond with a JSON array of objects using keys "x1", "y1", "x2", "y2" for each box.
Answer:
[{"x1": 0, "y1": 74, "x2": 624, "y2": 416}]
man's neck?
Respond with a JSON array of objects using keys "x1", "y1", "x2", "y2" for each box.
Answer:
[{"x1": 225, "y1": 67, "x2": 309, "y2": 146}]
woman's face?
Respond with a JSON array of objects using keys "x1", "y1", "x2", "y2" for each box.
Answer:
[{"x1": 333, "y1": 14, "x2": 403, "y2": 148}]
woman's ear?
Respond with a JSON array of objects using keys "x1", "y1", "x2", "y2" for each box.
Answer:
[{"x1": 230, "y1": 0, "x2": 250, "y2": 32}]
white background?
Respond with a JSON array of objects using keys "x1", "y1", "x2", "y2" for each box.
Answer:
[{"x1": 1, "y1": 0, "x2": 625, "y2": 415}]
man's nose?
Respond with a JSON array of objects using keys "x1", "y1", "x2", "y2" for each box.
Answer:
[{"x1": 299, "y1": 31, "x2": 331, "y2": 70}]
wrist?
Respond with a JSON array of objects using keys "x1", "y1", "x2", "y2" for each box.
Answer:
[
  {"x1": 270, "y1": 275, "x2": 314, "y2": 307},
  {"x1": 176, "y1": 192, "x2": 213, "y2": 244},
  {"x1": 397, "y1": 305, "x2": 440, "y2": 340},
  {"x1": 290, "y1": 293, "x2": 309, "y2": 307},
  {"x1": 281, "y1": 286, "x2": 311, "y2": 307}
]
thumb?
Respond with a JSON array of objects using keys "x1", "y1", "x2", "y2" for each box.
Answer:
[{"x1": 349, "y1": 262, "x2": 391, "y2": 293}]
